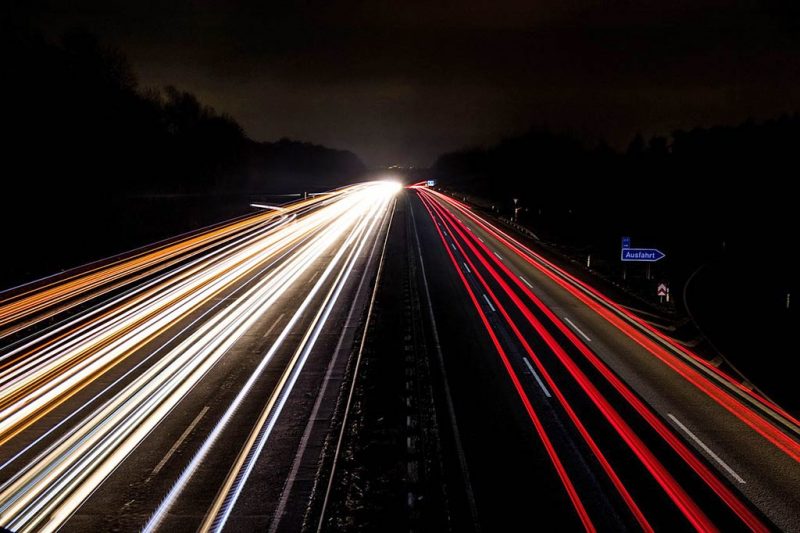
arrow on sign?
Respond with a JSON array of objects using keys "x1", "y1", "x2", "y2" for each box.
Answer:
[
  {"x1": 657, "y1": 283, "x2": 668, "y2": 296},
  {"x1": 621, "y1": 248, "x2": 665, "y2": 262}
]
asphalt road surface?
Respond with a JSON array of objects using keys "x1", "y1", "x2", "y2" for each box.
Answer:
[
  {"x1": 409, "y1": 186, "x2": 800, "y2": 532},
  {"x1": 2, "y1": 181, "x2": 799, "y2": 532},
  {"x1": 0, "y1": 182, "x2": 398, "y2": 532}
]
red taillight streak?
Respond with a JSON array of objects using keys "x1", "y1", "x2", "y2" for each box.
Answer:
[
  {"x1": 422, "y1": 193, "x2": 715, "y2": 532},
  {"x1": 417, "y1": 195, "x2": 596, "y2": 532},
  {"x1": 418, "y1": 194, "x2": 653, "y2": 532},
  {"x1": 424, "y1": 190, "x2": 769, "y2": 531},
  {"x1": 618, "y1": 313, "x2": 798, "y2": 429},
  {"x1": 431, "y1": 189, "x2": 800, "y2": 457},
  {"x1": 432, "y1": 189, "x2": 799, "y2": 429}
]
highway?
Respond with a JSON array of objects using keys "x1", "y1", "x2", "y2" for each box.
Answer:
[
  {"x1": 410, "y1": 186, "x2": 800, "y2": 532},
  {"x1": 1, "y1": 180, "x2": 798, "y2": 532},
  {"x1": 0, "y1": 181, "x2": 399, "y2": 532}
]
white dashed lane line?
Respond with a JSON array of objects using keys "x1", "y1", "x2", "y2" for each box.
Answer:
[
  {"x1": 563, "y1": 316, "x2": 592, "y2": 342},
  {"x1": 482, "y1": 294, "x2": 496, "y2": 312},
  {"x1": 522, "y1": 358, "x2": 552, "y2": 398}
]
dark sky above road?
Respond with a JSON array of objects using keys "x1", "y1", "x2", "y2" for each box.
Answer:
[{"x1": 26, "y1": 0, "x2": 800, "y2": 166}]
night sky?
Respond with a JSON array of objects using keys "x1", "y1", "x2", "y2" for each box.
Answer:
[{"x1": 26, "y1": 0, "x2": 800, "y2": 166}]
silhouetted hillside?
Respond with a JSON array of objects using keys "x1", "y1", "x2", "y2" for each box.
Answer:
[
  {"x1": 2, "y1": 24, "x2": 365, "y2": 201},
  {"x1": 0, "y1": 23, "x2": 365, "y2": 287},
  {"x1": 433, "y1": 117, "x2": 799, "y2": 252},
  {"x1": 243, "y1": 138, "x2": 367, "y2": 192}
]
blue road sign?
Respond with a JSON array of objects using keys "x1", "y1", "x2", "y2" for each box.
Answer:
[
  {"x1": 621, "y1": 248, "x2": 665, "y2": 262},
  {"x1": 426, "y1": 179, "x2": 436, "y2": 187},
  {"x1": 622, "y1": 236, "x2": 631, "y2": 249}
]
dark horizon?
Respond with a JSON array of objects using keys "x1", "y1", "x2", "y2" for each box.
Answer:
[{"x1": 13, "y1": 0, "x2": 800, "y2": 167}]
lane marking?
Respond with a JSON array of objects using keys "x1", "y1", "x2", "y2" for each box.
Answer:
[
  {"x1": 315, "y1": 203, "x2": 401, "y2": 530},
  {"x1": 463, "y1": 262, "x2": 471, "y2": 274},
  {"x1": 271, "y1": 201, "x2": 395, "y2": 533},
  {"x1": 262, "y1": 313, "x2": 286, "y2": 338},
  {"x1": 451, "y1": 243, "x2": 457, "y2": 251},
  {"x1": 419, "y1": 194, "x2": 593, "y2": 530},
  {"x1": 667, "y1": 413, "x2": 746, "y2": 484},
  {"x1": 522, "y1": 358, "x2": 551, "y2": 398},
  {"x1": 410, "y1": 200, "x2": 480, "y2": 528},
  {"x1": 435, "y1": 191, "x2": 800, "y2": 447},
  {"x1": 520, "y1": 276, "x2": 533, "y2": 288},
  {"x1": 493, "y1": 251, "x2": 503, "y2": 261},
  {"x1": 151, "y1": 406, "x2": 209, "y2": 477},
  {"x1": 482, "y1": 294, "x2": 496, "y2": 312},
  {"x1": 563, "y1": 317, "x2": 592, "y2": 343},
  {"x1": 0, "y1": 230, "x2": 305, "y2": 474},
  {"x1": 192, "y1": 193, "x2": 394, "y2": 533},
  {"x1": 478, "y1": 237, "x2": 485, "y2": 243}
]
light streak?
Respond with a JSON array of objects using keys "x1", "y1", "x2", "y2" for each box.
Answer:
[
  {"x1": 417, "y1": 193, "x2": 596, "y2": 532},
  {"x1": 427, "y1": 188, "x2": 800, "y2": 445},
  {"x1": 0, "y1": 182, "x2": 398, "y2": 532},
  {"x1": 421, "y1": 189, "x2": 769, "y2": 531}
]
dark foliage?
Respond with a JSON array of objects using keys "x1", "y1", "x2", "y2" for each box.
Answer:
[
  {"x1": 243, "y1": 138, "x2": 367, "y2": 192},
  {"x1": 0, "y1": 23, "x2": 365, "y2": 286},
  {"x1": 432, "y1": 117, "x2": 800, "y2": 258},
  {"x1": 2, "y1": 24, "x2": 365, "y2": 201}
]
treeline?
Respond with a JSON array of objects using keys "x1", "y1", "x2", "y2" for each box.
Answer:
[
  {"x1": 432, "y1": 116, "x2": 800, "y2": 255},
  {"x1": 3, "y1": 24, "x2": 365, "y2": 202},
  {"x1": 0, "y1": 23, "x2": 364, "y2": 286}
]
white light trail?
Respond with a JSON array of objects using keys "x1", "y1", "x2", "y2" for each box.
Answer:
[{"x1": 0, "y1": 181, "x2": 400, "y2": 532}]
